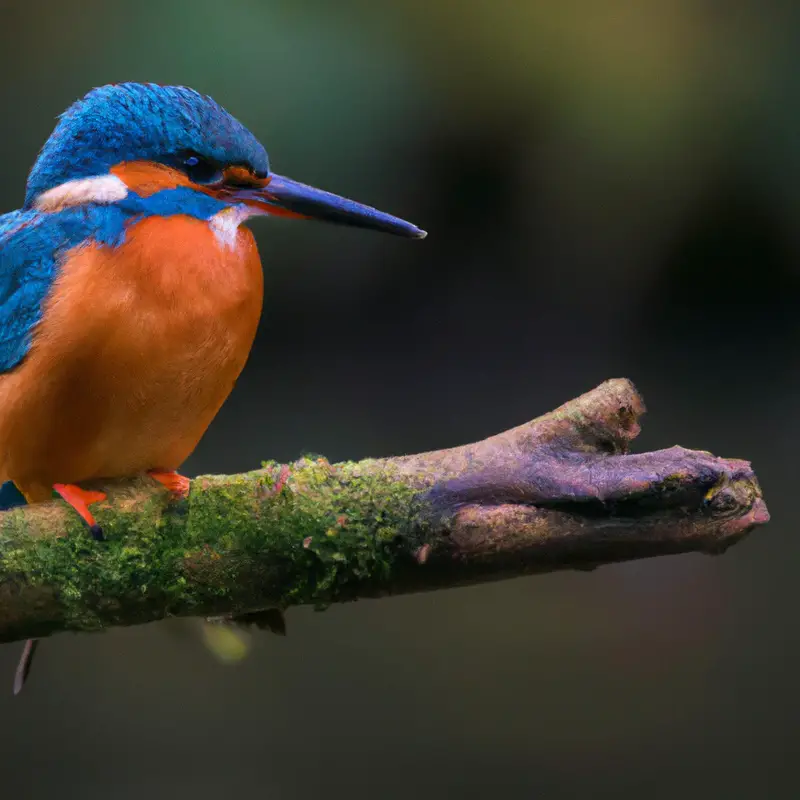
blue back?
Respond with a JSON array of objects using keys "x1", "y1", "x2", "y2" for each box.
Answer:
[{"x1": 25, "y1": 83, "x2": 270, "y2": 206}]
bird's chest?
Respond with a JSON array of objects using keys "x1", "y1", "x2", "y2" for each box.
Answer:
[
  {"x1": 58, "y1": 215, "x2": 264, "y2": 393},
  {"x1": 107, "y1": 216, "x2": 263, "y2": 388}
]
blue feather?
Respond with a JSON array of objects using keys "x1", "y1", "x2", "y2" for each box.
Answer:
[
  {"x1": 25, "y1": 83, "x2": 269, "y2": 206},
  {"x1": 121, "y1": 186, "x2": 227, "y2": 220}
]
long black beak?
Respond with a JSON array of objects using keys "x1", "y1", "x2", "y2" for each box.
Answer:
[{"x1": 237, "y1": 173, "x2": 427, "y2": 239}]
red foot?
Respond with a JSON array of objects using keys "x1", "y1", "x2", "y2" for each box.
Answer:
[
  {"x1": 53, "y1": 483, "x2": 107, "y2": 540},
  {"x1": 148, "y1": 470, "x2": 191, "y2": 499}
]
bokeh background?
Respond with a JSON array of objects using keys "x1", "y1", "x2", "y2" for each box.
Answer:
[{"x1": 0, "y1": 0, "x2": 798, "y2": 796}]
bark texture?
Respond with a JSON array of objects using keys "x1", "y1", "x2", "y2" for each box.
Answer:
[{"x1": 0, "y1": 378, "x2": 768, "y2": 644}]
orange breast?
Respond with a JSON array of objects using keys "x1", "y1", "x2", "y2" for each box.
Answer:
[{"x1": 0, "y1": 214, "x2": 263, "y2": 497}]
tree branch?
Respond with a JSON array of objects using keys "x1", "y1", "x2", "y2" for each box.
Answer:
[{"x1": 0, "y1": 378, "x2": 768, "y2": 644}]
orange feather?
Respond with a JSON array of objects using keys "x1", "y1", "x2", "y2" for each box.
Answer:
[
  {"x1": 110, "y1": 161, "x2": 195, "y2": 196},
  {"x1": 0, "y1": 214, "x2": 263, "y2": 501}
]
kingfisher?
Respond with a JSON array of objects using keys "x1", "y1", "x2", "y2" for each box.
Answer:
[{"x1": 0, "y1": 82, "x2": 426, "y2": 693}]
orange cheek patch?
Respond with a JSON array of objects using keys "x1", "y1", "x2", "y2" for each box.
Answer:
[
  {"x1": 222, "y1": 165, "x2": 268, "y2": 187},
  {"x1": 110, "y1": 161, "x2": 196, "y2": 197}
]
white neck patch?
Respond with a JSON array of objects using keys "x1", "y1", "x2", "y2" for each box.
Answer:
[
  {"x1": 33, "y1": 174, "x2": 129, "y2": 212},
  {"x1": 209, "y1": 205, "x2": 265, "y2": 250}
]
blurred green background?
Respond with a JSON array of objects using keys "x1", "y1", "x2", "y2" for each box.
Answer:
[{"x1": 0, "y1": 0, "x2": 798, "y2": 797}]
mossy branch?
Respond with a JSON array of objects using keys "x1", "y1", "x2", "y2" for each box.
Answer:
[{"x1": 0, "y1": 378, "x2": 768, "y2": 644}]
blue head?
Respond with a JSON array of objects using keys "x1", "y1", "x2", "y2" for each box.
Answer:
[
  {"x1": 23, "y1": 82, "x2": 425, "y2": 238},
  {"x1": 25, "y1": 83, "x2": 269, "y2": 205}
]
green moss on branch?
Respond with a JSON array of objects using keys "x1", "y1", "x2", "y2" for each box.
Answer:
[{"x1": 0, "y1": 459, "x2": 432, "y2": 642}]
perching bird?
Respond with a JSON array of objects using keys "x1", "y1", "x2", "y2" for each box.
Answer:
[{"x1": 0, "y1": 82, "x2": 426, "y2": 693}]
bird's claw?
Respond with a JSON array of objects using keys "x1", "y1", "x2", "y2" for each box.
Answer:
[
  {"x1": 53, "y1": 483, "x2": 107, "y2": 539},
  {"x1": 148, "y1": 470, "x2": 191, "y2": 499}
]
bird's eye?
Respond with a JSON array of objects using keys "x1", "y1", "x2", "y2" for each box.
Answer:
[{"x1": 181, "y1": 153, "x2": 222, "y2": 185}]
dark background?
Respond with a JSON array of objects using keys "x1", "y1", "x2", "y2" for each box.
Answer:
[{"x1": 0, "y1": 0, "x2": 797, "y2": 797}]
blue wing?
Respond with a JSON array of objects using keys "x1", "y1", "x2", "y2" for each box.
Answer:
[
  {"x1": 0, "y1": 209, "x2": 74, "y2": 507},
  {"x1": 0, "y1": 209, "x2": 58, "y2": 373},
  {"x1": 0, "y1": 204, "x2": 133, "y2": 375}
]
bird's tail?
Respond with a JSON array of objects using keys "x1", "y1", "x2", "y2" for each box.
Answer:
[
  {"x1": 13, "y1": 639, "x2": 38, "y2": 695},
  {"x1": 0, "y1": 481, "x2": 39, "y2": 695}
]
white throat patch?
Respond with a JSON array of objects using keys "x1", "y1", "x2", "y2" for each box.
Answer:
[
  {"x1": 209, "y1": 205, "x2": 264, "y2": 249},
  {"x1": 34, "y1": 174, "x2": 129, "y2": 212}
]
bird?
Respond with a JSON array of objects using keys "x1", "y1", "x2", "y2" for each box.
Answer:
[{"x1": 0, "y1": 82, "x2": 426, "y2": 694}]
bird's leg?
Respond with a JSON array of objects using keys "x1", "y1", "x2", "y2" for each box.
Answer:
[
  {"x1": 148, "y1": 469, "x2": 191, "y2": 499},
  {"x1": 52, "y1": 483, "x2": 106, "y2": 541}
]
